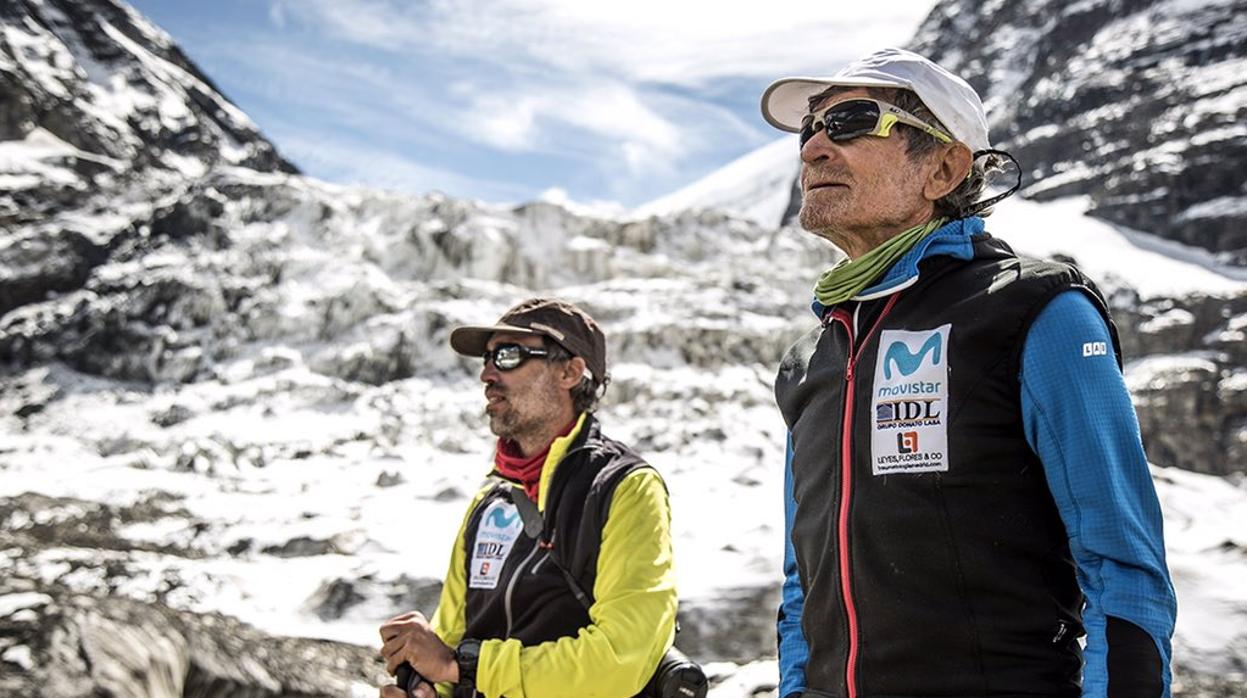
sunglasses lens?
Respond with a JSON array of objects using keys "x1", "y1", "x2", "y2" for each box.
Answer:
[
  {"x1": 824, "y1": 101, "x2": 881, "y2": 141},
  {"x1": 799, "y1": 115, "x2": 819, "y2": 148},
  {"x1": 484, "y1": 344, "x2": 525, "y2": 370},
  {"x1": 495, "y1": 345, "x2": 523, "y2": 370}
]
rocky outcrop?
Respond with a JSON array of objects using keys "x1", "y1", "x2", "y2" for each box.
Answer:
[
  {"x1": 0, "y1": 585, "x2": 389, "y2": 698},
  {"x1": 909, "y1": 0, "x2": 1247, "y2": 262},
  {"x1": 0, "y1": 0, "x2": 295, "y2": 175},
  {"x1": 0, "y1": 0, "x2": 296, "y2": 324},
  {"x1": 1110, "y1": 288, "x2": 1247, "y2": 475},
  {"x1": 0, "y1": 489, "x2": 391, "y2": 697},
  {"x1": 675, "y1": 586, "x2": 780, "y2": 663}
]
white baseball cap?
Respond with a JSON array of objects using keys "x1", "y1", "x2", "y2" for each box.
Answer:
[{"x1": 760, "y1": 47, "x2": 991, "y2": 152}]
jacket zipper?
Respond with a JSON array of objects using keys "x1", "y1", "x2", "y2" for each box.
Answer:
[
  {"x1": 500, "y1": 443, "x2": 589, "y2": 640},
  {"x1": 530, "y1": 549, "x2": 550, "y2": 574},
  {"x1": 503, "y1": 541, "x2": 542, "y2": 639},
  {"x1": 826, "y1": 293, "x2": 901, "y2": 698}
]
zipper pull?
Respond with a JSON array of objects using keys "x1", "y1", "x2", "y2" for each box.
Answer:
[{"x1": 845, "y1": 359, "x2": 855, "y2": 382}]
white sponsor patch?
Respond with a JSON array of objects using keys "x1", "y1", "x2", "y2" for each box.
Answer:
[
  {"x1": 468, "y1": 499, "x2": 524, "y2": 590},
  {"x1": 1082, "y1": 341, "x2": 1108, "y2": 357},
  {"x1": 870, "y1": 325, "x2": 951, "y2": 475}
]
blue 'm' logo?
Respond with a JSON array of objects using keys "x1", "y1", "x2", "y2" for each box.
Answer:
[
  {"x1": 883, "y1": 334, "x2": 942, "y2": 380},
  {"x1": 486, "y1": 507, "x2": 519, "y2": 529}
]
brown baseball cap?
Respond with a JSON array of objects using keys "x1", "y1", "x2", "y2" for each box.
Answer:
[{"x1": 449, "y1": 298, "x2": 607, "y2": 381}]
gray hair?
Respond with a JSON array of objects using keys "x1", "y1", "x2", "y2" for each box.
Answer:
[{"x1": 808, "y1": 86, "x2": 1006, "y2": 218}]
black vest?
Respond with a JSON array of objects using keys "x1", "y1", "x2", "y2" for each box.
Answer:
[
  {"x1": 775, "y1": 235, "x2": 1121, "y2": 697},
  {"x1": 461, "y1": 415, "x2": 649, "y2": 646}
]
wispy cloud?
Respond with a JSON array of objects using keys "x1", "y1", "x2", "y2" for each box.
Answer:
[
  {"x1": 278, "y1": 0, "x2": 935, "y2": 84},
  {"x1": 267, "y1": 0, "x2": 933, "y2": 180},
  {"x1": 452, "y1": 82, "x2": 683, "y2": 168},
  {"x1": 165, "y1": 0, "x2": 935, "y2": 205}
]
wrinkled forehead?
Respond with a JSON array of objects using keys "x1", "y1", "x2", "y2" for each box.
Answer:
[{"x1": 486, "y1": 331, "x2": 544, "y2": 350}]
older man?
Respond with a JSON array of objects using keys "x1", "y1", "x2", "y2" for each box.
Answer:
[
  {"x1": 760, "y1": 48, "x2": 1176, "y2": 697},
  {"x1": 378, "y1": 298, "x2": 676, "y2": 698}
]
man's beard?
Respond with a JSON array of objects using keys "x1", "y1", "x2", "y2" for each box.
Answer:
[
  {"x1": 487, "y1": 405, "x2": 527, "y2": 440},
  {"x1": 797, "y1": 166, "x2": 853, "y2": 239},
  {"x1": 485, "y1": 380, "x2": 563, "y2": 443}
]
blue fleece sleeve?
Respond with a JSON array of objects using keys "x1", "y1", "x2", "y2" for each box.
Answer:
[
  {"x1": 778, "y1": 433, "x2": 809, "y2": 698},
  {"x1": 1020, "y1": 290, "x2": 1177, "y2": 698}
]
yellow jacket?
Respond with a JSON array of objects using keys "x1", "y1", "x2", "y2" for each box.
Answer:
[{"x1": 430, "y1": 414, "x2": 677, "y2": 697}]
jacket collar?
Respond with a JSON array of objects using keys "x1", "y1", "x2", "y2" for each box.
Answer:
[{"x1": 811, "y1": 216, "x2": 983, "y2": 318}]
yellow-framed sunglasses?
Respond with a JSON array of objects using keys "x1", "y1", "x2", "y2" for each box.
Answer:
[{"x1": 800, "y1": 98, "x2": 953, "y2": 148}]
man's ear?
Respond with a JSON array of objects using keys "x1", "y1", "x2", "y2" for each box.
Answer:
[
  {"x1": 559, "y1": 357, "x2": 587, "y2": 390},
  {"x1": 924, "y1": 143, "x2": 973, "y2": 202}
]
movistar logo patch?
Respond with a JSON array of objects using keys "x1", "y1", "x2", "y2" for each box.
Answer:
[
  {"x1": 487, "y1": 508, "x2": 519, "y2": 529},
  {"x1": 883, "y1": 333, "x2": 942, "y2": 380}
]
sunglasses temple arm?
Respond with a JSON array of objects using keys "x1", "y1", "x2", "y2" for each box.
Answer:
[{"x1": 963, "y1": 149, "x2": 1022, "y2": 218}]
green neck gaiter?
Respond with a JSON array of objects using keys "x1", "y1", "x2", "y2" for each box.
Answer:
[{"x1": 814, "y1": 217, "x2": 947, "y2": 307}]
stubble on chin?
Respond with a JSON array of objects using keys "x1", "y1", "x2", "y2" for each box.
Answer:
[
  {"x1": 485, "y1": 399, "x2": 543, "y2": 444},
  {"x1": 798, "y1": 202, "x2": 843, "y2": 247},
  {"x1": 485, "y1": 407, "x2": 515, "y2": 440}
]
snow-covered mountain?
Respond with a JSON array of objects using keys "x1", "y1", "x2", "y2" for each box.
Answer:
[
  {"x1": 2, "y1": 1, "x2": 1246, "y2": 696},
  {"x1": 0, "y1": 0, "x2": 295, "y2": 317},
  {"x1": 635, "y1": 136, "x2": 801, "y2": 229},
  {"x1": 648, "y1": 0, "x2": 1247, "y2": 264},
  {"x1": 910, "y1": 0, "x2": 1247, "y2": 262}
]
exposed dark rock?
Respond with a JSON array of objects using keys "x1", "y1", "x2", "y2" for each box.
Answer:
[
  {"x1": 375, "y1": 471, "x2": 404, "y2": 488},
  {"x1": 1130, "y1": 357, "x2": 1225, "y2": 474},
  {"x1": 1105, "y1": 288, "x2": 1247, "y2": 475},
  {"x1": 149, "y1": 187, "x2": 230, "y2": 248},
  {"x1": 1, "y1": 270, "x2": 234, "y2": 383},
  {"x1": 318, "y1": 328, "x2": 418, "y2": 385},
  {"x1": 306, "y1": 579, "x2": 368, "y2": 623},
  {"x1": 675, "y1": 586, "x2": 780, "y2": 663},
  {"x1": 0, "y1": 0, "x2": 297, "y2": 174},
  {"x1": 0, "y1": 367, "x2": 63, "y2": 419},
  {"x1": 389, "y1": 577, "x2": 443, "y2": 618},
  {"x1": 432, "y1": 487, "x2": 463, "y2": 502},
  {"x1": 151, "y1": 402, "x2": 196, "y2": 428},
  {"x1": 0, "y1": 229, "x2": 111, "y2": 317},
  {"x1": 171, "y1": 437, "x2": 267, "y2": 474},
  {"x1": 305, "y1": 575, "x2": 442, "y2": 623},
  {"x1": 909, "y1": 0, "x2": 1247, "y2": 261},
  {"x1": 261, "y1": 536, "x2": 340, "y2": 559},
  {"x1": 1173, "y1": 666, "x2": 1247, "y2": 697},
  {"x1": 0, "y1": 584, "x2": 389, "y2": 698},
  {"x1": 0, "y1": 491, "x2": 195, "y2": 557}
]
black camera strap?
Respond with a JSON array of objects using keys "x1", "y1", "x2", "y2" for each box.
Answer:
[
  {"x1": 505, "y1": 477, "x2": 706, "y2": 698},
  {"x1": 509, "y1": 487, "x2": 594, "y2": 609}
]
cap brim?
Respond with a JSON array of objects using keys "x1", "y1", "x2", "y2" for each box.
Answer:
[
  {"x1": 449, "y1": 324, "x2": 540, "y2": 357},
  {"x1": 761, "y1": 76, "x2": 913, "y2": 132}
]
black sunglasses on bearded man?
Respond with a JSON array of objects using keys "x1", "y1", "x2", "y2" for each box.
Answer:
[{"x1": 482, "y1": 342, "x2": 555, "y2": 371}]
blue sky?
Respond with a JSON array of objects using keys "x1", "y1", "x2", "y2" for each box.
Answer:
[{"x1": 129, "y1": 0, "x2": 936, "y2": 208}]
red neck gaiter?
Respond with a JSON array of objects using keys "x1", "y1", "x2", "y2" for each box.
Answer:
[{"x1": 494, "y1": 418, "x2": 578, "y2": 501}]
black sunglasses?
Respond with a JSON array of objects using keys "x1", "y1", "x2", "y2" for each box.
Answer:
[
  {"x1": 482, "y1": 343, "x2": 551, "y2": 371},
  {"x1": 799, "y1": 98, "x2": 952, "y2": 149}
]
